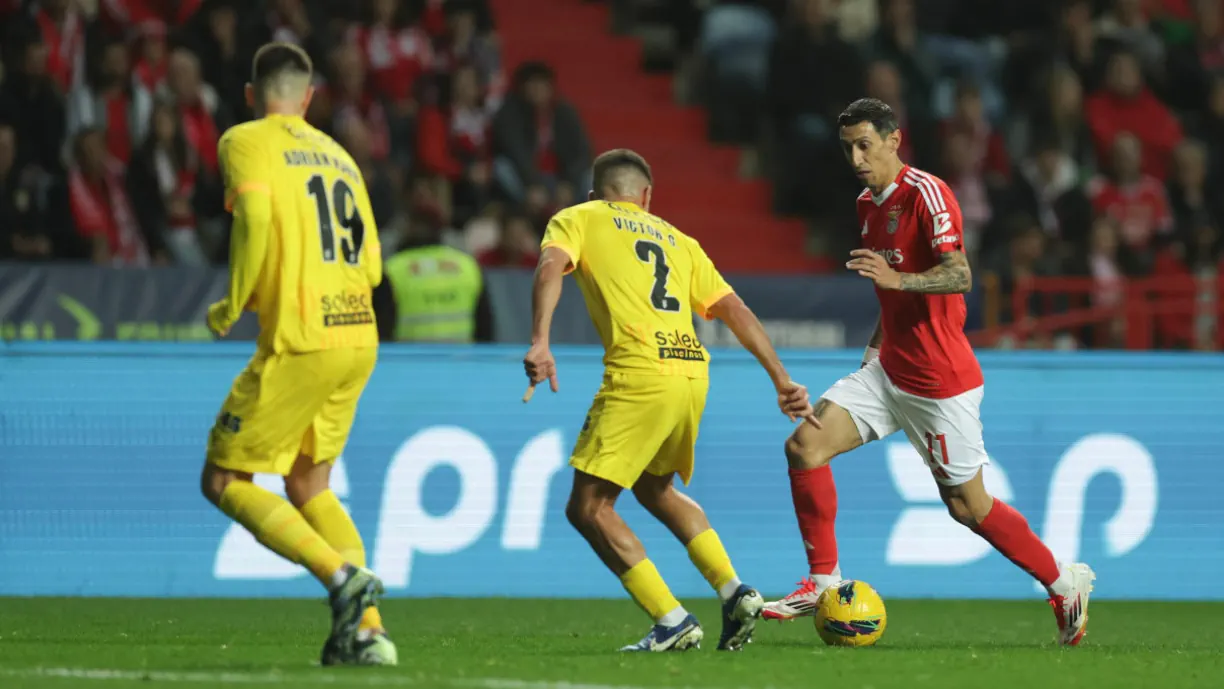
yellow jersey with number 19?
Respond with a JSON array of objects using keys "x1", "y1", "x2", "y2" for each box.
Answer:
[
  {"x1": 540, "y1": 200, "x2": 733, "y2": 378},
  {"x1": 216, "y1": 114, "x2": 381, "y2": 354}
]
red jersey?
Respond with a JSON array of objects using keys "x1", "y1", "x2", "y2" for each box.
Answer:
[
  {"x1": 1087, "y1": 175, "x2": 1173, "y2": 249},
  {"x1": 857, "y1": 165, "x2": 983, "y2": 399}
]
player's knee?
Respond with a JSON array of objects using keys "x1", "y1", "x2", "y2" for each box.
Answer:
[
  {"x1": 942, "y1": 495, "x2": 982, "y2": 528},
  {"x1": 284, "y1": 460, "x2": 329, "y2": 508},
  {"x1": 565, "y1": 494, "x2": 610, "y2": 534},
  {"x1": 784, "y1": 429, "x2": 834, "y2": 470},
  {"x1": 200, "y1": 464, "x2": 241, "y2": 507}
]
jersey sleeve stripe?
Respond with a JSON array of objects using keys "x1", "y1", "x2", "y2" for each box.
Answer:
[
  {"x1": 904, "y1": 172, "x2": 946, "y2": 214},
  {"x1": 224, "y1": 182, "x2": 272, "y2": 211},
  {"x1": 696, "y1": 286, "x2": 735, "y2": 319},
  {"x1": 540, "y1": 240, "x2": 577, "y2": 274}
]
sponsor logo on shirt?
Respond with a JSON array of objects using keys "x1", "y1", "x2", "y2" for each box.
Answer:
[
  {"x1": 655, "y1": 329, "x2": 706, "y2": 361},
  {"x1": 933, "y1": 211, "x2": 953, "y2": 236},
  {"x1": 321, "y1": 291, "x2": 374, "y2": 327},
  {"x1": 871, "y1": 248, "x2": 905, "y2": 265},
  {"x1": 932, "y1": 234, "x2": 959, "y2": 248}
]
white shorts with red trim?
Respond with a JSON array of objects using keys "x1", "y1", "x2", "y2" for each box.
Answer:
[{"x1": 821, "y1": 358, "x2": 988, "y2": 486}]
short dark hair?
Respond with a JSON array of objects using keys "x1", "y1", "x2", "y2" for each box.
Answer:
[
  {"x1": 837, "y1": 98, "x2": 899, "y2": 137},
  {"x1": 592, "y1": 149, "x2": 652, "y2": 195},
  {"x1": 513, "y1": 61, "x2": 554, "y2": 89},
  {"x1": 251, "y1": 42, "x2": 313, "y2": 85}
]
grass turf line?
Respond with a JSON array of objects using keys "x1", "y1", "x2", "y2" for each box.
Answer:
[{"x1": 1, "y1": 598, "x2": 1222, "y2": 689}]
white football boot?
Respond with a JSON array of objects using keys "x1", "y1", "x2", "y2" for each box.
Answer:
[
  {"x1": 1048, "y1": 562, "x2": 1095, "y2": 646},
  {"x1": 762, "y1": 577, "x2": 835, "y2": 621}
]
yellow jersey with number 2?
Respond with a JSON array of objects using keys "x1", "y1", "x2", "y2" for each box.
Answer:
[
  {"x1": 541, "y1": 200, "x2": 733, "y2": 378},
  {"x1": 213, "y1": 113, "x2": 381, "y2": 354}
]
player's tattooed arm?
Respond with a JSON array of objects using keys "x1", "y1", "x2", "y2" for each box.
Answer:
[{"x1": 898, "y1": 250, "x2": 972, "y2": 294}]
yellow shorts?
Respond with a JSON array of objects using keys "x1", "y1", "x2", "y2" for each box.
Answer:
[
  {"x1": 206, "y1": 346, "x2": 377, "y2": 476},
  {"x1": 569, "y1": 372, "x2": 709, "y2": 489}
]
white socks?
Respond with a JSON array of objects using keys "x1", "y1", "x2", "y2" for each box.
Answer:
[
  {"x1": 811, "y1": 566, "x2": 843, "y2": 594},
  {"x1": 657, "y1": 606, "x2": 689, "y2": 628},
  {"x1": 717, "y1": 576, "x2": 743, "y2": 602},
  {"x1": 1047, "y1": 566, "x2": 1074, "y2": 598}
]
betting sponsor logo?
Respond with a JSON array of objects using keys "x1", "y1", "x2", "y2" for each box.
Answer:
[
  {"x1": 932, "y1": 234, "x2": 959, "y2": 248},
  {"x1": 933, "y1": 211, "x2": 953, "y2": 236}
]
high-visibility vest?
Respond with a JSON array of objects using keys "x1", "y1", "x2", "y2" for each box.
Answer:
[{"x1": 384, "y1": 245, "x2": 483, "y2": 342}]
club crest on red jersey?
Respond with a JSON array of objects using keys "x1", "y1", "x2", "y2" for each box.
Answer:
[{"x1": 887, "y1": 207, "x2": 902, "y2": 234}]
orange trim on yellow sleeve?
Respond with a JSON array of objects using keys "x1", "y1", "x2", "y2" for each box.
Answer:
[
  {"x1": 224, "y1": 182, "x2": 272, "y2": 211},
  {"x1": 697, "y1": 287, "x2": 735, "y2": 320},
  {"x1": 540, "y1": 241, "x2": 578, "y2": 275}
]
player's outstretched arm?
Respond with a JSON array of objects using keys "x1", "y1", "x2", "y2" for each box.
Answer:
[{"x1": 707, "y1": 293, "x2": 816, "y2": 425}]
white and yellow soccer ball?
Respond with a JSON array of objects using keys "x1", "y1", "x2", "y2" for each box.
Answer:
[{"x1": 813, "y1": 580, "x2": 887, "y2": 647}]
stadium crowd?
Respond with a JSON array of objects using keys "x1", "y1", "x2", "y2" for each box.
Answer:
[
  {"x1": 675, "y1": 0, "x2": 1223, "y2": 347},
  {"x1": 0, "y1": 0, "x2": 590, "y2": 272},
  {"x1": 2, "y1": 0, "x2": 1222, "y2": 348}
]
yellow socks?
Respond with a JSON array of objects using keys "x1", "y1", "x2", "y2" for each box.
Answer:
[
  {"x1": 620, "y1": 559, "x2": 683, "y2": 623},
  {"x1": 300, "y1": 489, "x2": 383, "y2": 632},
  {"x1": 219, "y1": 481, "x2": 345, "y2": 586},
  {"x1": 686, "y1": 529, "x2": 742, "y2": 600}
]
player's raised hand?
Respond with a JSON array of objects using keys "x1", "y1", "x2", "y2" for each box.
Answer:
[
  {"x1": 522, "y1": 342, "x2": 558, "y2": 402},
  {"x1": 206, "y1": 301, "x2": 231, "y2": 339},
  {"x1": 847, "y1": 249, "x2": 902, "y2": 290},
  {"x1": 776, "y1": 380, "x2": 820, "y2": 428}
]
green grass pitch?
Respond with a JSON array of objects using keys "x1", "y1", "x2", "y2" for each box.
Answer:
[{"x1": 1, "y1": 598, "x2": 1222, "y2": 689}]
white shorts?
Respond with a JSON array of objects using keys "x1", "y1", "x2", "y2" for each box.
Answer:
[{"x1": 821, "y1": 358, "x2": 988, "y2": 486}]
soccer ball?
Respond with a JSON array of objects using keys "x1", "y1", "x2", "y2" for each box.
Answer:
[{"x1": 813, "y1": 580, "x2": 887, "y2": 647}]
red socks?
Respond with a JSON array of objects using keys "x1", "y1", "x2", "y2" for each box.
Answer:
[
  {"x1": 975, "y1": 498, "x2": 1060, "y2": 587},
  {"x1": 788, "y1": 466, "x2": 839, "y2": 575}
]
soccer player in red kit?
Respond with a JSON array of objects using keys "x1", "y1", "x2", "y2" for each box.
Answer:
[{"x1": 762, "y1": 99, "x2": 1096, "y2": 646}]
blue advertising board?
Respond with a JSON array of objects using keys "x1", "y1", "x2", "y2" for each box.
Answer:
[{"x1": 1, "y1": 343, "x2": 1221, "y2": 600}]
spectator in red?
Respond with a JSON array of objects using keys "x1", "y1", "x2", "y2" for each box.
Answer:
[
  {"x1": 417, "y1": 0, "x2": 493, "y2": 38},
  {"x1": 1151, "y1": 221, "x2": 1221, "y2": 349},
  {"x1": 417, "y1": 65, "x2": 493, "y2": 219},
  {"x1": 162, "y1": 47, "x2": 224, "y2": 174},
  {"x1": 434, "y1": 0, "x2": 505, "y2": 110},
  {"x1": 67, "y1": 128, "x2": 150, "y2": 266},
  {"x1": 31, "y1": 0, "x2": 86, "y2": 93},
  {"x1": 349, "y1": 0, "x2": 434, "y2": 118},
  {"x1": 477, "y1": 212, "x2": 539, "y2": 269},
  {"x1": 132, "y1": 20, "x2": 170, "y2": 93},
  {"x1": 326, "y1": 43, "x2": 392, "y2": 163},
  {"x1": 1084, "y1": 49, "x2": 1182, "y2": 180},
  {"x1": 1088, "y1": 131, "x2": 1174, "y2": 253},
  {"x1": 97, "y1": 0, "x2": 203, "y2": 36},
  {"x1": 941, "y1": 79, "x2": 1010, "y2": 188},
  {"x1": 66, "y1": 37, "x2": 153, "y2": 167},
  {"x1": 492, "y1": 61, "x2": 591, "y2": 213},
  {"x1": 0, "y1": 28, "x2": 67, "y2": 176},
  {"x1": 127, "y1": 99, "x2": 225, "y2": 266}
]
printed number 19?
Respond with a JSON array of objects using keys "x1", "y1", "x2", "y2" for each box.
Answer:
[
  {"x1": 306, "y1": 174, "x2": 364, "y2": 265},
  {"x1": 635, "y1": 240, "x2": 681, "y2": 312}
]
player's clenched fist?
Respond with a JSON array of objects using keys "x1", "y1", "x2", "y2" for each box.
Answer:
[
  {"x1": 846, "y1": 249, "x2": 902, "y2": 290},
  {"x1": 522, "y1": 342, "x2": 559, "y2": 399},
  {"x1": 776, "y1": 380, "x2": 820, "y2": 428}
]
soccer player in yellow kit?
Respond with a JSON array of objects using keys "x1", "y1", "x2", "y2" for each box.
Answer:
[
  {"x1": 200, "y1": 42, "x2": 395, "y2": 667},
  {"x1": 524, "y1": 149, "x2": 817, "y2": 652}
]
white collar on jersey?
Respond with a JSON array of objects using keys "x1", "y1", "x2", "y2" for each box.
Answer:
[{"x1": 871, "y1": 182, "x2": 899, "y2": 206}]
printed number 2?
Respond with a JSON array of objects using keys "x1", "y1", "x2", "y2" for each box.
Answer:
[
  {"x1": 634, "y1": 240, "x2": 681, "y2": 312},
  {"x1": 924, "y1": 432, "x2": 951, "y2": 480},
  {"x1": 306, "y1": 174, "x2": 364, "y2": 265}
]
